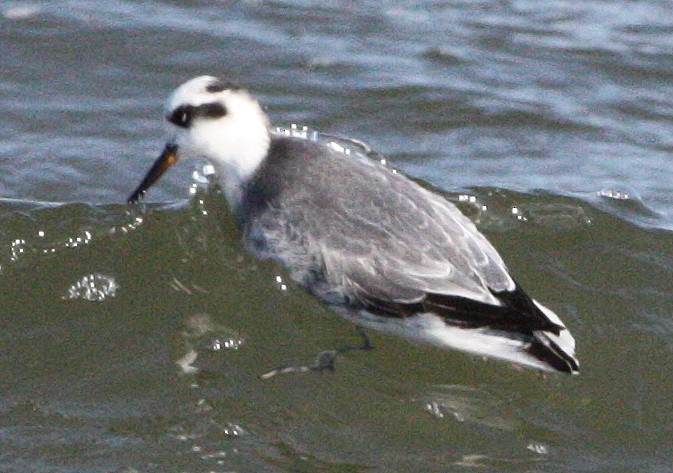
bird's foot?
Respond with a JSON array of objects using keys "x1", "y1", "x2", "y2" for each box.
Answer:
[{"x1": 259, "y1": 328, "x2": 373, "y2": 379}]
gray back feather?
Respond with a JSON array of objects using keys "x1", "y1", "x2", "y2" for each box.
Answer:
[{"x1": 239, "y1": 137, "x2": 515, "y2": 309}]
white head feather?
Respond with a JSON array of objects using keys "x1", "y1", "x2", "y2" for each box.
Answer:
[{"x1": 166, "y1": 75, "x2": 271, "y2": 207}]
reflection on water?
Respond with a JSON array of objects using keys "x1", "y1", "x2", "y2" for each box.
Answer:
[
  {"x1": 64, "y1": 272, "x2": 118, "y2": 301},
  {"x1": 173, "y1": 313, "x2": 244, "y2": 376},
  {"x1": 420, "y1": 384, "x2": 516, "y2": 431}
]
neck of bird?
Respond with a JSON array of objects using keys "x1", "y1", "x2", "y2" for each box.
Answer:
[{"x1": 210, "y1": 132, "x2": 271, "y2": 211}]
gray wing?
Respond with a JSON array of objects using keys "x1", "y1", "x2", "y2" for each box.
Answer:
[{"x1": 240, "y1": 137, "x2": 559, "y2": 333}]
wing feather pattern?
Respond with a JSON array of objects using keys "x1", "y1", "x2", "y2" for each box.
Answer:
[{"x1": 238, "y1": 137, "x2": 576, "y2": 372}]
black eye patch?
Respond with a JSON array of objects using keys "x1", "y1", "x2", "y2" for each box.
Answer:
[
  {"x1": 200, "y1": 102, "x2": 227, "y2": 119},
  {"x1": 167, "y1": 102, "x2": 227, "y2": 129}
]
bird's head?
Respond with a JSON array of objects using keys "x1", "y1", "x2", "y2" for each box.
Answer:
[{"x1": 128, "y1": 75, "x2": 270, "y2": 206}]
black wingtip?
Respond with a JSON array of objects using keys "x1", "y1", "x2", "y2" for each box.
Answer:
[{"x1": 527, "y1": 334, "x2": 580, "y2": 374}]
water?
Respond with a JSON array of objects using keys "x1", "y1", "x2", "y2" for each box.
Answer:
[{"x1": 1, "y1": 1, "x2": 673, "y2": 472}]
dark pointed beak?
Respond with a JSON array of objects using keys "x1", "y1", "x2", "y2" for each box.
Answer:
[{"x1": 127, "y1": 143, "x2": 179, "y2": 203}]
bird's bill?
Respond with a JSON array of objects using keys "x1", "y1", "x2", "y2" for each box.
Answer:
[{"x1": 127, "y1": 143, "x2": 179, "y2": 203}]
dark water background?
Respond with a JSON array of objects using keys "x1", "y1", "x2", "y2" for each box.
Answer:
[{"x1": 2, "y1": 1, "x2": 673, "y2": 472}]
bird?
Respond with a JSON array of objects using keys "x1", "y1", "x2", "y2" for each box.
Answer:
[{"x1": 128, "y1": 75, "x2": 579, "y2": 375}]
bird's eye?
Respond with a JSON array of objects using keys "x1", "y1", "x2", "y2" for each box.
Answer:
[{"x1": 168, "y1": 105, "x2": 194, "y2": 128}]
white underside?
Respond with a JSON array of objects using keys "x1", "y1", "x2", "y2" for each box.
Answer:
[{"x1": 332, "y1": 299, "x2": 578, "y2": 373}]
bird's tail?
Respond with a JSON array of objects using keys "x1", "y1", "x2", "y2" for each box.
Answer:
[{"x1": 529, "y1": 300, "x2": 579, "y2": 374}]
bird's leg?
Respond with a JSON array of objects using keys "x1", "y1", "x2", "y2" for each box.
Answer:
[{"x1": 259, "y1": 327, "x2": 373, "y2": 379}]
